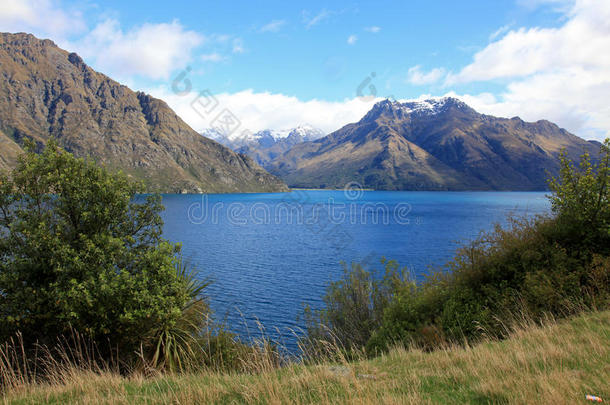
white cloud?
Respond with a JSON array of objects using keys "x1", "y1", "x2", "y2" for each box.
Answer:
[
  {"x1": 146, "y1": 86, "x2": 381, "y2": 134},
  {"x1": 302, "y1": 9, "x2": 332, "y2": 29},
  {"x1": 406, "y1": 66, "x2": 446, "y2": 85},
  {"x1": 72, "y1": 19, "x2": 203, "y2": 81},
  {"x1": 148, "y1": 83, "x2": 607, "y2": 141},
  {"x1": 438, "y1": 0, "x2": 610, "y2": 141},
  {"x1": 448, "y1": 0, "x2": 610, "y2": 84},
  {"x1": 260, "y1": 19, "x2": 286, "y2": 33},
  {"x1": 516, "y1": 0, "x2": 575, "y2": 12},
  {"x1": 232, "y1": 38, "x2": 245, "y2": 54},
  {"x1": 364, "y1": 26, "x2": 381, "y2": 33},
  {"x1": 447, "y1": 68, "x2": 610, "y2": 141},
  {"x1": 201, "y1": 53, "x2": 225, "y2": 62},
  {"x1": 210, "y1": 33, "x2": 232, "y2": 43},
  {"x1": 489, "y1": 24, "x2": 512, "y2": 41},
  {"x1": 0, "y1": 0, "x2": 86, "y2": 39},
  {"x1": 347, "y1": 35, "x2": 357, "y2": 45}
]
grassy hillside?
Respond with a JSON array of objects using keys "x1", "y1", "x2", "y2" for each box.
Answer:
[{"x1": 3, "y1": 310, "x2": 608, "y2": 404}]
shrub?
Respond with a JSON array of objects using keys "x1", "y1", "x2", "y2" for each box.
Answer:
[
  {"x1": 367, "y1": 270, "x2": 448, "y2": 352},
  {"x1": 0, "y1": 141, "x2": 192, "y2": 359},
  {"x1": 301, "y1": 260, "x2": 407, "y2": 358}
]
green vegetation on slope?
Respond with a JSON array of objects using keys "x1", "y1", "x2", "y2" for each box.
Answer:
[{"x1": 303, "y1": 140, "x2": 610, "y2": 355}]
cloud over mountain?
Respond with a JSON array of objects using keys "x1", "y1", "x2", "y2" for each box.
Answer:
[{"x1": 444, "y1": 0, "x2": 610, "y2": 140}]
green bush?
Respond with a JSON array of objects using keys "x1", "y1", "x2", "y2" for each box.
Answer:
[
  {"x1": 308, "y1": 139, "x2": 610, "y2": 355},
  {"x1": 367, "y1": 269, "x2": 448, "y2": 353},
  {"x1": 0, "y1": 141, "x2": 193, "y2": 358},
  {"x1": 301, "y1": 260, "x2": 406, "y2": 357}
]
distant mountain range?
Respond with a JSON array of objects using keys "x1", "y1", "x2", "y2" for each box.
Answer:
[
  {"x1": 0, "y1": 33, "x2": 287, "y2": 193},
  {"x1": 265, "y1": 98, "x2": 601, "y2": 190},
  {"x1": 204, "y1": 125, "x2": 325, "y2": 167}
]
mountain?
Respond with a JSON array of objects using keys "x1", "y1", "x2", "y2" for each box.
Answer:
[
  {"x1": 268, "y1": 97, "x2": 600, "y2": 190},
  {"x1": 0, "y1": 33, "x2": 287, "y2": 193},
  {"x1": 204, "y1": 125, "x2": 325, "y2": 167}
]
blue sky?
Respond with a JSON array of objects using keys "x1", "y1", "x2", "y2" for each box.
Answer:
[
  {"x1": 1, "y1": 0, "x2": 609, "y2": 140},
  {"x1": 60, "y1": 0, "x2": 565, "y2": 99}
]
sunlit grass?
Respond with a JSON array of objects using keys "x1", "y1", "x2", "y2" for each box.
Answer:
[{"x1": 2, "y1": 310, "x2": 608, "y2": 404}]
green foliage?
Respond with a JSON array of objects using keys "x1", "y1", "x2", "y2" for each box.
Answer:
[
  {"x1": 548, "y1": 139, "x2": 610, "y2": 255},
  {"x1": 302, "y1": 260, "x2": 407, "y2": 357},
  {"x1": 144, "y1": 259, "x2": 211, "y2": 372},
  {"x1": 0, "y1": 141, "x2": 191, "y2": 358},
  {"x1": 308, "y1": 139, "x2": 610, "y2": 355},
  {"x1": 368, "y1": 270, "x2": 448, "y2": 352}
]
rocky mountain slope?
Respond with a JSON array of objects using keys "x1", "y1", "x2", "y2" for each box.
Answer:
[
  {"x1": 268, "y1": 98, "x2": 600, "y2": 190},
  {"x1": 0, "y1": 33, "x2": 287, "y2": 193},
  {"x1": 205, "y1": 125, "x2": 325, "y2": 167}
]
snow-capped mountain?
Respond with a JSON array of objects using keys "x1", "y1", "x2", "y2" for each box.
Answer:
[
  {"x1": 268, "y1": 97, "x2": 600, "y2": 190},
  {"x1": 202, "y1": 124, "x2": 326, "y2": 167},
  {"x1": 203, "y1": 125, "x2": 324, "y2": 148},
  {"x1": 361, "y1": 97, "x2": 475, "y2": 123},
  {"x1": 255, "y1": 124, "x2": 326, "y2": 142}
]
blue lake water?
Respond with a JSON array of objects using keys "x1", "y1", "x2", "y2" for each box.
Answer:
[{"x1": 160, "y1": 191, "x2": 550, "y2": 350}]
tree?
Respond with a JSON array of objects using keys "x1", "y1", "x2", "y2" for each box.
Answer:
[
  {"x1": 548, "y1": 139, "x2": 610, "y2": 255},
  {"x1": 0, "y1": 141, "x2": 189, "y2": 355}
]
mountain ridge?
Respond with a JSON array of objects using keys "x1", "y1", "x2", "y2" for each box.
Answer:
[
  {"x1": 0, "y1": 32, "x2": 288, "y2": 193},
  {"x1": 205, "y1": 125, "x2": 325, "y2": 167},
  {"x1": 268, "y1": 97, "x2": 600, "y2": 190}
]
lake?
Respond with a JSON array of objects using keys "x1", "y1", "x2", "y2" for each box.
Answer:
[{"x1": 160, "y1": 191, "x2": 550, "y2": 350}]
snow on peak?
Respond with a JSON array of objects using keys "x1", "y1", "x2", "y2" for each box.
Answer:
[
  {"x1": 365, "y1": 97, "x2": 472, "y2": 122},
  {"x1": 380, "y1": 97, "x2": 466, "y2": 113},
  {"x1": 284, "y1": 124, "x2": 326, "y2": 139},
  {"x1": 201, "y1": 124, "x2": 325, "y2": 147}
]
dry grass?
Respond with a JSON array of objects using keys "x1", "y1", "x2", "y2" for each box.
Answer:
[{"x1": 2, "y1": 310, "x2": 609, "y2": 404}]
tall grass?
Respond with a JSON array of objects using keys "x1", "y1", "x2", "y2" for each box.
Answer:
[
  {"x1": 2, "y1": 309, "x2": 608, "y2": 404},
  {"x1": 0, "y1": 330, "x2": 118, "y2": 393},
  {"x1": 0, "y1": 317, "x2": 288, "y2": 394}
]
